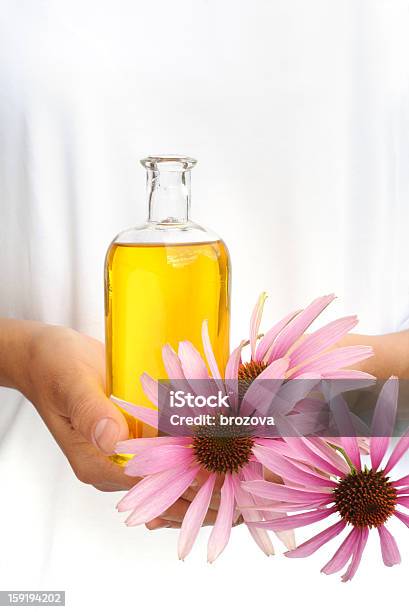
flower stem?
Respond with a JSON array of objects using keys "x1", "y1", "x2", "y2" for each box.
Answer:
[{"x1": 328, "y1": 442, "x2": 356, "y2": 474}]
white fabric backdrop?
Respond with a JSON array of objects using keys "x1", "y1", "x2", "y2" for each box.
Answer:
[{"x1": 1, "y1": 0, "x2": 409, "y2": 609}]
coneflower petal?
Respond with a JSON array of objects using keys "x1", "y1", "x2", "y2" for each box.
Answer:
[
  {"x1": 252, "y1": 356, "x2": 289, "y2": 381},
  {"x1": 242, "y1": 480, "x2": 333, "y2": 504},
  {"x1": 255, "y1": 438, "x2": 326, "y2": 471},
  {"x1": 207, "y1": 474, "x2": 235, "y2": 563},
  {"x1": 249, "y1": 507, "x2": 335, "y2": 531},
  {"x1": 341, "y1": 527, "x2": 369, "y2": 582},
  {"x1": 252, "y1": 444, "x2": 335, "y2": 489},
  {"x1": 378, "y1": 524, "x2": 401, "y2": 567},
  {"x1": 370, "y1": 376, "x2": 399, "y2": 470},
  {"x1": 268, "y1": 294, "x2": 336, "y2": 362},
  {"x1": 232, "y1": 474, "x2": 274, "y2": 556},
  {"x1": 178, "y1": 473, "x2": 217, "y2": 560},
  {"x1": 284, "y1": 437, "x2": 347, "y2": 477},
  {"x1": 371, "y1": 436, "x2": 393, "y2": 472},
  {"x1": 117, "y1": 464, "x2": 196, "y2": 512},
  {"x1": 250, "y1": 293, "x2": 267, "y2": 360},
  {"x1": 285, "y1": 520, "x2": 346, "y2": 558},
  {"x1": 250, "y1": 500, "x2": 334, "y2": 512},
  {"x1": 397, "y1": 497, "x2": 409, "y2": 509},
  {"x1": 178, "y1": 341, "x2": 210, "y2": 380},
  {"x1": 125, "y1": 445, "x2": 194, "y2": 477},
  {"x1": 323, "y1": 369, "x2": 376, "y2": 381},
  {"x1": 396, "y1": 487, "x2": 409, "y2": 495},
  {"x1": 161, "y1": 346, "x2": 196, "y2": 404},
  {"x1": 140, "y1": 372, "x2": 163, "y2": 406},
  {"x1": 201, "y1": 320, "x2": 223, "y2": 382},
  {"x1": 126, "y1": 465, "x2": 200, "y2": 525},
  {"x1": 273, "y1": 376, "x2": 321, "y2": 417},
  {"x1": 111, "y1": 395, "x2": 158, "y2": 429},
  {"x1": 394, "y1": 510, "x2": 409, "y2": 527},
  {"x1": 384, "y1": 428, "x2": 409, "y2": 474},
  {"x1": 321, "y1": 528, "x2": 359, "y2": 575},
  {"x1": 241, "y1": 357, "x2": 288, "y2": 416},
  {"x1": 254, "y1": 438, "x2": 335, "y2": 486},
  {"x1": 291, "y1": 346, "x2": 374, "y2": 377},
  {"x1": 225, "y1": 339, "x2": 248, "y2": 410},
  {"x1": 225, "y1": 340, "x2": 247, "y2": 379},
  {"x1": 178, "y1": 341, "x2": 219, "y2": 398},
  {"x1": 242, "y1": 464, "x2": 295, "y2": 550},
  {"x1": 162, "y1": 344, "x2": 185, "y2": 379},
  {"x1": 338, "y1": 437, "x2": 361, "y2": 471},
  {"x1": 321, "y1": 389, "x2": 361, "y2": 466},
  {"x1": 307, "y1": 437, "x2": 350, "y2": 473},
  {"x1": 256, "y1": 309, "x2": 301, "y2": 363},
  {"x1": 116, "y1": 436, "x2": 190, "y2": 454},
  {"x1": 288, "y1": 316, "x2": 358, "y2": 369},
  {"x1": 392, "y1": 474, "x2": 409, "y2": 487}
]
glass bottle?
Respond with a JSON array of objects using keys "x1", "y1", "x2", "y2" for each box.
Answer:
[{"x1": 104, "y1": 155, "x2": 231, "y2": 448}]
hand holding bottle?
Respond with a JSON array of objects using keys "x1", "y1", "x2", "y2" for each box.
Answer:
[{"x1": 0, "y1": 319, "x2": 219, "y2": 527}]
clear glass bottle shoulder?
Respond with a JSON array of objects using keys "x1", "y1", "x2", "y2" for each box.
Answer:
[{"x1": 110, "y1": 220, "x2": 222, "y2": 246}]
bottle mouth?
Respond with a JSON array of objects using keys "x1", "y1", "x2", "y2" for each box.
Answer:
[{"x1": 140, "y1": 155, "x2": 197, "y2": 172}]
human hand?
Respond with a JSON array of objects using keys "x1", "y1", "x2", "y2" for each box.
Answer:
[
  {"x1": 18, "y1": 323, "x2": 136, "y2": 491},
  {"x1": 1, "y1": 320, "x2": 219, "y2": 525}
]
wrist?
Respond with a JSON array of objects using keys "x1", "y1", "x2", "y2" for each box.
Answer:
[{"x1": 0, "y1": 319, "x2": 48, "y2": 395}]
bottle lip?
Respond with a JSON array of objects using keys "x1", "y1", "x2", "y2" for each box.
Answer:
[{"x1": 140, "y1": 154, "x2": 197, "y2": 171}]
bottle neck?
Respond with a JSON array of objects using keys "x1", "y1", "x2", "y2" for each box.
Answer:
[
  {"x1": 146, "y1": 167, "x2": 191, "y2": 224},
  {"x1": 141, "y1": 156, "x2": 197, "y2": 225}
]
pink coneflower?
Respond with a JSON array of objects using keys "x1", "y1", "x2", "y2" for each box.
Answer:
[
  {"x1": 113, "y1": 343, "x2": 295, "y2": 562},
  {"x1": 238, "y1": 293, "x2": 373, "y2": 392},
  {"x1": 112, "y1": 294, "x2": 374, "y2": 561},
  {"x1": 243, "y1": 376, "x2": 409, "y2": 581}
]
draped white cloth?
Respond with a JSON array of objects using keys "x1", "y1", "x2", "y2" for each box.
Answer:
[{"x1": 1, "y1": 1, "x2": 409, "y2": 609}]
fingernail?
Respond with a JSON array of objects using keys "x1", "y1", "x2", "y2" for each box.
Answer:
[
  {"x1": 92, "y1": 417, "x2": 120, "y2": 455},
  {"x1": 151, "y1": 522, "x2": 172, "y2": 530}
]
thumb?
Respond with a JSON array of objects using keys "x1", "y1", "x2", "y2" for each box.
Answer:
[{"x1": 66, "y1": 376, "x2": 130, "y2": 455}]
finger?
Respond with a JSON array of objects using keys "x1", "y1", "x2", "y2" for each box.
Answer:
[
  {"x1": 192, "y1": 470, "x2": 225, "y2": 492},
  {"x1": 185, "y1": 470, "x2": 223, "y2": 510},
  {"x1": 147, "y1": 507, "x2": 244, "y2": 530},
  {"x1": 182, "y1": 485, "x2": 221, "y2": 510},
  {"x1": 42, "y1": 410, "x2": 138, "y2": 490},
  {"x1": 56, "y1": 372, "x2": 130, "y2": 455},
  {"x1": 159, "y1": 497, "x2": 218, "y2": 526},
  {"x1": 264, "y1": 468, "x2": 284, "y2": 484},
  {"x1": 145, "y1": 518, "x2": 180, "y2": 530}
]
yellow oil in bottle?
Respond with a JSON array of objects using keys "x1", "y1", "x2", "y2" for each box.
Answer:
[{"x1": 105, "y1": 239, "x2": 230, "y2": 445}]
